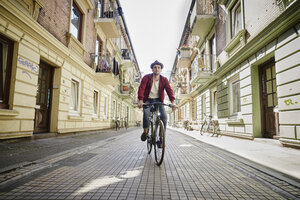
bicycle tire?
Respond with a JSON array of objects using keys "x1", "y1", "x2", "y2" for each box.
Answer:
[
  {"x1": 200, "y1": 122, "x2": 207, "y2": 135},
  {"x1": 154, "y1": 119, "x2": 165, "y2": 166},
  {"x1": 147, "y1": 121, "x2": 153, "y2": 154}
]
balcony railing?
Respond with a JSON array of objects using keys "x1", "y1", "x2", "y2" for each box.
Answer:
[
  {"x1": 190, "y1": 54, "x2": 216, "y2": 85},
  {"x1": 121, "y1": 49, "x2": 132, "y2": 60},
  {"x1": 95, "y1": 55, "x2": 120, "y2": 76},
  {"x1": 96, "y1": 55, "x2": 112, "y2": 73},
  {"x1": 95, "y1": 2, "x2": 121, "y2": 38},
  {"x1": 98, "y1": 2, "x2": 119, "y2": 19}
]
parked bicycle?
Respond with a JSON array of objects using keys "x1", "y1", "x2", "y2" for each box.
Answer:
[
  {"x1": 114, "y1": 117, "x2": 120, "y2": 131},
  {"x1": 200, "y1": 114, "x2": 220, "y2": 137},
  {"x1": 124, "y1": 117, "x2": 128, "y2": 130},
  {"x1": 183, "y1": 120, "x2": 189, "y2": 130},
  {"x1": 143, "y1": 102, "x2": 174, "y2": 166}
]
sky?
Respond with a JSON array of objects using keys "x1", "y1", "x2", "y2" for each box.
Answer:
[{"x1": 119, "y1": 0, "x2": 191, "y2": 78}]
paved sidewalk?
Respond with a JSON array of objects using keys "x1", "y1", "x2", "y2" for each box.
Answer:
[{"x1": 169, "y1": 127, "x2": 300, "y2": 180}]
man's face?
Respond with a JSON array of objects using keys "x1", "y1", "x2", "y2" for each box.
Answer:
[{"x1": 152, "y1": 64, "x2": 162, "y2": 75}]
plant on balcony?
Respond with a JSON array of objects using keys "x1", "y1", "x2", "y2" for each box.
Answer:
[
  {"x1": 177, "y1": 45, "x2": 192, "y2": 58},
  {"x1": 178, "y1": 44, "x2": 191, "y2": 51}
]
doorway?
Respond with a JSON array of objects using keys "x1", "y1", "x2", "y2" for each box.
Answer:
[
  {"x1": 259, "y1": 59, "x2": 279, "y2": 138},
  {"x1": 34, "y1": 61, "x2": 53, "y2": 133}
]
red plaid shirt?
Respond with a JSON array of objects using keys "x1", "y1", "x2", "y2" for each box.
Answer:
[{"x1": 138, "y1": 74, "x2": 175, "y2": 103}]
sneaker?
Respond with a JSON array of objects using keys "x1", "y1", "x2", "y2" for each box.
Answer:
[{"x1": 141, "y1": 132, "x2": 147, "y2": 141}]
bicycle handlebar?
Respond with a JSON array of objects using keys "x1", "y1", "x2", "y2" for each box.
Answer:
[{"x1": 142, "y1": 102, "x2": 175, "y2": 108}]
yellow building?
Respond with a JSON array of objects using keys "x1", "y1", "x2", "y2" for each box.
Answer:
[{"x1": 0, "y1": 0, "x2": 141, "y2": 139}]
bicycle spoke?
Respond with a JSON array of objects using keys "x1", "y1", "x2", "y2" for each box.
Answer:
[{"x1": 154, "y1": 120, "x2": 165, "y2": 166}]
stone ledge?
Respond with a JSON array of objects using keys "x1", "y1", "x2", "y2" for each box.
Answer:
[
  {"x1": 226, "y1": 118, "x2": 244, "y2": 125},
  {"x1": 0, "y1": 109, "x2": 19, "y2": 117},
  {"x1": 280, "y1": 138, "x2": 300, "y2": 148}
]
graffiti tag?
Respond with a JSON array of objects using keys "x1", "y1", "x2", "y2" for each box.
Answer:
[
  {"x1": 22, "y1": 71, "x2": 32, "y2": 79},
  {"x1": 18, "y1": 56, "x2": 39, "y2": 74},
  {"x1": 284, "y1": 99, "x2": 298, "y2": 106}
]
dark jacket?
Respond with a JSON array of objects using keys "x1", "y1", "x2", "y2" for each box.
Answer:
[{"x1": 138, "y1": 74, "x2": 175, "y2": 103}]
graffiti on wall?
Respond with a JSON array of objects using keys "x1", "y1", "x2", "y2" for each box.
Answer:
[
  {"x1": 284, "y1": 99, "x2": 298, "y2": 106},
  {"x1": 18, "y1": 56, "x2": 39, "y2": 79}
]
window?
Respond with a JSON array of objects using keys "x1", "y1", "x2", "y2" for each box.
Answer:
[
  {"x1": 97, "y1": 0, "x2": 103, "y2": 18},
  {"x1": 230, "y1": 1, "x2": 242, "y2": 38},
  {"x1": 210, "y1": 34, "x2": 216, "y2": 72},
  {"x1": 93, "y1": 90, "x2": 99, "y2": 117},
  {"x1": 229, "y1": 76, "x2": 241, "y2": 116},
  {"x1": 211, "y1": 89, "x2": 218, "y2": 118},
  {"x1": 0, "y1": 34, "x2": 13, "y2": 109},
  {"x1": 70, "y1": 79, "x2": 80, "y2": 115},
  {"x1": 70, "y1": 2, "x2": 83, "y2": 42},
  {"x1": 103, "y1": 94, "x2": 108, "y2": 118},
  {"x1": 202, "y1": 94, "x2": 207, "y2": 119},
  {"x1": 95, "y1": 37, "x2": 103, "y2": 66},
  {"x1": 112, "y1": 100, "x2": 116, "y2": 118}
]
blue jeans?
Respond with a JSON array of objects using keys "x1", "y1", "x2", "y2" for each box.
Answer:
[{"x1": 143, "y1": 98, "x2": 167, "y2": 130}]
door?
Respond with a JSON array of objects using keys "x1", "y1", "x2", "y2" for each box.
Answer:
[
  {"x1": 260, "y1": 60, "x2": 279, "y2": 138},
  {"x1": 34, "y1": 61, "x2": 53, "y2": 133}
]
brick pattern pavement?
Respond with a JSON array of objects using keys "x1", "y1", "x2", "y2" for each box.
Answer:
[{"x1": 0, "y1": 129, "x2": 295, "y2": 199}]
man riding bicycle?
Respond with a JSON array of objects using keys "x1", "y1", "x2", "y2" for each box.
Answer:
[{"x1": 138, "y1": 60, "x2": 176, "y2": 142}]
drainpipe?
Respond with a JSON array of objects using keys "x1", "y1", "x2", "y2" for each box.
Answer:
[{"x1": 170, "y1": 0, "x2": 196, "y2": 80}]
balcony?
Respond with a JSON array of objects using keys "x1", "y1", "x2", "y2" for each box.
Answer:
[
  {"x1": 133, "y1": 77, "x2": 141, "y2": 87},
  {"x1": 190, "y1": 0, "x2": 216, "y2": 40},
  {"x1": 177, "y1": 47, "x2": 193, "y2": 68},
  {"x1": 94, "y1": 3, "x2": 121, "y2": 38},
  {"x1": 177, "y1": 83, "x2": 190, "y2": 100},
  {"x1": 95, "y1": 55, "x2": 120, "y2": 86},
  {"x1": 190, "y1": 54, "x2": 216, "y2": 86}
]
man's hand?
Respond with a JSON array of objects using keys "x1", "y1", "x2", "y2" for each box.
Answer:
[
  {"x1": 171, "y1": 102, "x2": 177, "y2": 111},
  {"x1": 138, "y1": 100, "x2": 144, "y2": 109}
]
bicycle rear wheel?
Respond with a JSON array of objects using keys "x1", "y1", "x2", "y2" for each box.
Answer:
[
  {"x1": 154, "y1": 119, "x2": 165, "y2": 166},
  {"x1": 147, "y1": 121, "x2": 153, "y2": 154}
]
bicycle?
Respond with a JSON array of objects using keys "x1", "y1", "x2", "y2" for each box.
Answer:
[
  {"x1": 143, "y1": 102, "x2": 174, "y2": 166},
  {"x1": 124, "y1": 118, "x2": 128, "y2": 130},
  {"x1": 200, "y1": 114, "x2": 220, "y2": 137},
  {"x1": 115, "y1": 118, "x2": 120, "y2": 131}
]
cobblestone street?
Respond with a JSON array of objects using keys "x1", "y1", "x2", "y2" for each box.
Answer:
[{"x1": 0, "y1": 129, "x2": 299, "y2": 199}]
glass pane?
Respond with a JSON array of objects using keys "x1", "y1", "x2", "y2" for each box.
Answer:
[
  {"x1": 272, "y1": 65, "x2": 276, "y2": 79},
  {"x1": 274, "y1": 93, "x2": 278, "y2": 106},
  {"x1": 268, "y1": 94, "x2": 273, "y2": 107},
  {"x1": 70, "y1": 5, "x2": 80, "y2": 39},
  {"x1": 1, "y1": 42, "x2": 8, "y2": 101},
  {"x1": 40, "y1": 93, "x2": 45, "y2": 105},
  {"x1": 71, "y1": 81, "x2": 75, "y2": 110},
  {"x1": 266, "y1": 68, "x2": 271, "y2": 80},
  {"x1": 266, "y1": 81, "x2": 272, "y2": 94},
  {"x1": 234, "y1": 5, "x2": 242, "y2": 35},
  {"x1": 273, "y1": 80, "x2": 277, "y2": 92}
]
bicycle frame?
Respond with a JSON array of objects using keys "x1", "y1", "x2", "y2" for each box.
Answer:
[{"x1": 143, "y1": 102, "x2": 173, "y2": 166}]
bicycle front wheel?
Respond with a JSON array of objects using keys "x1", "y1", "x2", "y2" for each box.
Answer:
[
  {"x1": 154, "y1": 119, "x2": 165, "y2": 166},
  {"x1": 200, "y1": 122, "x2": 207, "y2": 135},
  {"x1": 147, "y1": 121, "x2": 153, "y2": 154}
]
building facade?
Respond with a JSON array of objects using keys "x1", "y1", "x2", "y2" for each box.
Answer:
[
  {"x1": 170, "y1": 0, "x2": 300, "y2": 147},
  {"x1": 0, "y1": 0, "x2": 142, "y2": 139}
]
